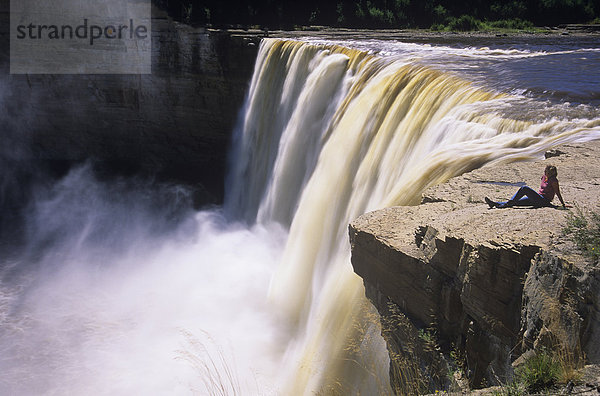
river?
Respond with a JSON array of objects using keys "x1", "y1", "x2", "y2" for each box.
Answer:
[{"x1": 1, "y1": 35, "x2": 599, "y2": 395}]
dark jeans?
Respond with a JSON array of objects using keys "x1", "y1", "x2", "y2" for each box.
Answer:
[{"x1": 499, "y1": 186, "x2": 552, "y2": 207}]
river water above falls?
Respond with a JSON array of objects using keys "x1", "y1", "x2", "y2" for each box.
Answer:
[{"x1": 1, "y1": 35, "x2": 599, "y2": 395}]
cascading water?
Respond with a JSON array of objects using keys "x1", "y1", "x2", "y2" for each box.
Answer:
[
  {"x1": 227, "y1": 38, "x2": 600, "y2": 394},
  {"x1": 1, "y1": 37, "x2": 600, "y2": 395}
]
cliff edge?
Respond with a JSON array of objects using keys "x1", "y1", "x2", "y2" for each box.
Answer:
[{"x1": 349, "y1": 140, "x2": 600, "y2": 393}]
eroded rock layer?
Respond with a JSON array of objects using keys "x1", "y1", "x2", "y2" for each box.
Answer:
[{"x1": 350, "y1": 140, "x2": 600, "y2": 391}]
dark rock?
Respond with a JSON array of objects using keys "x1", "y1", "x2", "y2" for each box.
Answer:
[{"x1": 0, "y1": 5, "x2": 264, "y2": 205}]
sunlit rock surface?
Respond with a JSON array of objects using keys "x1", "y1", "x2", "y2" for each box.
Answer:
[{"x1": 350, "y1": 140, "x2": 600, "y2": 391}]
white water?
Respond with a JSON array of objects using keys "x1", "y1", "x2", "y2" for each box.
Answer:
[
  {"x1": 1, "y1": 38, "x2": 600, "y2": 395},
  {"x1": 0, "y1": 167, "x2": 287, "y2": 395}
]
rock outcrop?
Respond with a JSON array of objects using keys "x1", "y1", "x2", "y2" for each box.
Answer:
[{"x1": 350, "y1": 140, "x2": 600, "y2": 392}]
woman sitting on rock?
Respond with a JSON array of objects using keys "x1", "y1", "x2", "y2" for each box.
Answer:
[{"x1": 485, "y1": 165, "x2": 566, "y2": 209}]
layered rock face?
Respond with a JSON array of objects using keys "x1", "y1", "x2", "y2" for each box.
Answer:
[
  {"x1": 350, "y1": 141, "x2": 600, "y2": 392},
  {"x1": 0, "y1": 5, "x2": 262, "y2": 203}
]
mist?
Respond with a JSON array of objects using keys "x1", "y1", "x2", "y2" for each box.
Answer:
[{"x1": 0, "y1": 165, "x2": 287, "y2": 395}]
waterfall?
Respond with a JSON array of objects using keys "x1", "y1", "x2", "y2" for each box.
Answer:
[
  {"x1": 226, "y1": 38, "x2": 600, "y2": 394},
  {"x1": 2, "y1": 37, "x2": 599, "y2": 396}
]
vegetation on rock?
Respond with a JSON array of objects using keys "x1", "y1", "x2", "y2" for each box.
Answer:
[
  {"x1": 493, "y1": 347, "x2": 584, "y2": 395},
  {"x1": 563, "y1": 206, "x2": 600, "y2": 263},
  {"x1": 516, "y1": 349, "x2": 561, "y2": 393}
]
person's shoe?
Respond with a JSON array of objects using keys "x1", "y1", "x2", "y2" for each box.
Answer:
[{"x1": 485, "y1": 197, "x2": 498, "y2": 208}]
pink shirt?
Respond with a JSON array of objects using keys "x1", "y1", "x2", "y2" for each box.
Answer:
[{"x1": 538, "y1": 175, "x2": 557, "y2": 201}]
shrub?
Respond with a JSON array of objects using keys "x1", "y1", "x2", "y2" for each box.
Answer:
[
  {"x1": 562, "y1": 206, "x2": 600, "y2": 263},
  {"x1": 486, "y1": 18, "x2": 534, "y2": 30},
  {"x1": 446, "y1": 15, "x2": 482, "y2": 31},
  {"x1": 432, "y1": 5, "x2": 448, "y2": 24},
  {"x1": 515, "y1": 349, "x2": 560, "y2": 393},
  {"x1": 367, "y1": 4, "x2": 395, "y2": 27},
  {"x1": 493, "y1": 381, "x2": 526, "y2": 396}
]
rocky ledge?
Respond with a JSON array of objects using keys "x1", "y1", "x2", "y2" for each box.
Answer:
[{"x1": 349, "y1": 140, "x2": 600, "y2": 393}]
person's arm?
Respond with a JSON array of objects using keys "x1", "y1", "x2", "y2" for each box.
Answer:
[{"x1": 552, "y1": 180, "x2": 566, "y2": 208}]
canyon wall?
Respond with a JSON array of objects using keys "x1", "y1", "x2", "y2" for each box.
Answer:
[
  {"x1": 350, "y1": 141, "x2": 600, "y2": 392},
  {"x1": 0, "y1": 4, "x2": 263, "y2": 203}
]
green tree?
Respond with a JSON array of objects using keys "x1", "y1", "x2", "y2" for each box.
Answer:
[{"x1": 155, "y1": 0, "x2": 600, "y2": 30}]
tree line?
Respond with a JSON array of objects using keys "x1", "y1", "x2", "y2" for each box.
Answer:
[{"x1": 155, "y1": 0, "x2": 600, "y2": 30}]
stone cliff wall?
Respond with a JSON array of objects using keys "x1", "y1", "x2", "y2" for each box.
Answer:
[
  {"x1": 0, "y1": 4, "x2": 263, "y2": 203},
  {"x1": 350, "y1": 141, "x2": 600, "y2": 392}
]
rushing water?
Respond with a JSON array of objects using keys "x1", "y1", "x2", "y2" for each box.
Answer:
[{"x1": 1, "y1": 36, "x2": 600, "y2": 395}]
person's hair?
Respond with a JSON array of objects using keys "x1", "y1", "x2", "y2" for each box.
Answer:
[{"x1": 545, "y1": 165, "x2": 557, "y2": 178}]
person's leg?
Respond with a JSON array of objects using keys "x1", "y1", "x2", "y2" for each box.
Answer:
[
  {"x1": 485, "y1": 196, "x2": 527, "y2": 208},
  {"x1": 501, "y1": 186, "x2": 549, "y2": 207},
  {"x1": 485, "y1": 197, "x2": 500, "y2": 208},
  {"x1": 486, "y1": 189, "x2": 528, "y2": 208}
]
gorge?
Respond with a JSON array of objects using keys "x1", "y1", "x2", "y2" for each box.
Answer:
[{"x1": 1, "y1": 8, "x2": 600, "y2": 395}]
